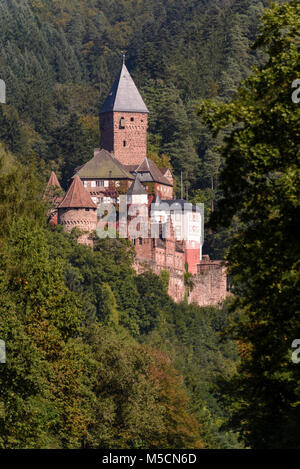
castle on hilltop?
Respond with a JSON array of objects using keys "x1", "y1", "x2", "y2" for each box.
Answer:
[{"x1": 44, "y1": 61, "x2": 228, "y2": 307}]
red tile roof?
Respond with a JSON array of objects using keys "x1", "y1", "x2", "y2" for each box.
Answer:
[{"x1": 58, "y1": 176, "x2": 97, "y2": 209}]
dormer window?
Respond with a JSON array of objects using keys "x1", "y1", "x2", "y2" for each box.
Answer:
[{"x1": 119, "y1": 117, "x2": 125, "y2": 129}]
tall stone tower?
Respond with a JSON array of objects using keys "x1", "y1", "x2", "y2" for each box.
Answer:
[
  {"x1": 99, "y1": 60, "x2": 149, "y2": 166},
  {"x1": 58, "y1": 176, "x2": 97, "y2": 247}
]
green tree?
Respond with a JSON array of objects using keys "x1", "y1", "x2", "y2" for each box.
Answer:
[
  {"x1": 199, "y1": 0, "x2": 300, "y2": 448},
  {"x1": 50, "y1": 113, "x2": 96, "y2": 187},
  {"x1": 0, "y1": 217, "x2": 93, "y2": 448}
]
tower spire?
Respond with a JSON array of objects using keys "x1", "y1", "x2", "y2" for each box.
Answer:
[
  {"x1": 99, "y1": 56, "x2": 149, "y2": 165},
  {"x1": 99, "y1": 60, "x2": 149, "y2": 114}
]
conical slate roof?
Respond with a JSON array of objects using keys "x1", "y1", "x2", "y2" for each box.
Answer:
[
  {"x1": 59, "y1": 176, "x2": 97, "y2": 209},
  {"x1": 74, "y1": 149, "x2": 134, "y2": 180},
  {"x1": 127, "y1": 177, "x2": 147, "y2": 196},
  {"x1": 99, "y1": 63, "x2": 149, "y2": 114}
]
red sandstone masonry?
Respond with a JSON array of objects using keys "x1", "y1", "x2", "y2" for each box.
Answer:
[
  {"x1": 100, "y1": 111, "x2": 148, "y2": 166},
  {"x1": 134, "y1": 258, "x2": 185, "y2": 303},
  {"x1": 185, "y1": 248, "x2": 201, "y2": 275},
  {"x1": 58, "y1": 208, "x2": 97, "y2": 247},
  {"x1": 132, "y1": 219, "x2": 185, "y2": 303},
  {"x1": 188, "y1": 260, "x2": 229, "y2": 307}
]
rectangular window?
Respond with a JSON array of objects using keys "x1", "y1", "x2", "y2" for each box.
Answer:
[
  {"x1": 104, "y1": 181, "x2": 109, "y2": 187},
  {"x1": 91, "y1": 181, "x2": 96, "y2": 187}
]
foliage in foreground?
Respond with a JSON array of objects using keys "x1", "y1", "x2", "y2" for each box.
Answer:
[
  {"x1": 199, "y1": 0, "x2": 300, "y2": 449},
  {"x1": 0, "y1": 161, "x2": 238, "y2": 448}
]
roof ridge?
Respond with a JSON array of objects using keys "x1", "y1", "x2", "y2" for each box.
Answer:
[{"x1": 74, "y1": 148, "x2": 134, "y2": 180}]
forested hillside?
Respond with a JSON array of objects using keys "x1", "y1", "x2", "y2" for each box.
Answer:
[{"x1": 0, "y1": 0, "x2": 268, "y2": 225}]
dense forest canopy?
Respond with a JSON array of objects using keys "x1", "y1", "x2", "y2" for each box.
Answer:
[{"x1": 0, "y1": 0, "x2": 268, "y2": 199}]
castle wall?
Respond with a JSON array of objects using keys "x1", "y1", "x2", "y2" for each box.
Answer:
[
  {"x1": 100, "y1": 111, "x2": 148, "y2": 166},
  {"x1": 185, "y1": 247, "x2": 201, "y2": 275},
  {"x1": 133, "y1": 225, "x2": 185, "y2": 303},
  {"x1": 188, "y1": 260, "x2": 229, "y2": 307},
  {"x1": 133, "y1": 258, "x2": 185, "y2": 303},
  {"x1": 154, "y1": 182, "x2": 173, "y2": 200},
  {"x1": 134, "y1": 237, "x2": 153, "y2": 260},
  {"x1": 58, "y1": 208, "x2": 97, "y2": 247},
  {"x1": 168, "y1": 271, "x2": 185, "y2": 303}
]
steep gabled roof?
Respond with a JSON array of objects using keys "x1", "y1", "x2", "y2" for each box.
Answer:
[
  {"x1": 134, "y1": 158, "x2": 173, "y2": 186},
  {"x1": 59, "y1": 176, "x2": 97, "y2": 209},
  {"x1": 160, "y1": 168, "x2": 169, "y2": 175},
  {"x1": 74, "y1": 149, "x2": 134, "y2": 180},
  {"x1": 99, "y1": 63, "x2": 149, "y2": 114},
  {"x1": 160, "y1": 168, "x2": 173, "y2": 178},
  {"x1": 127, "y1": 177, "x2": 148, "y2": 196}
]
